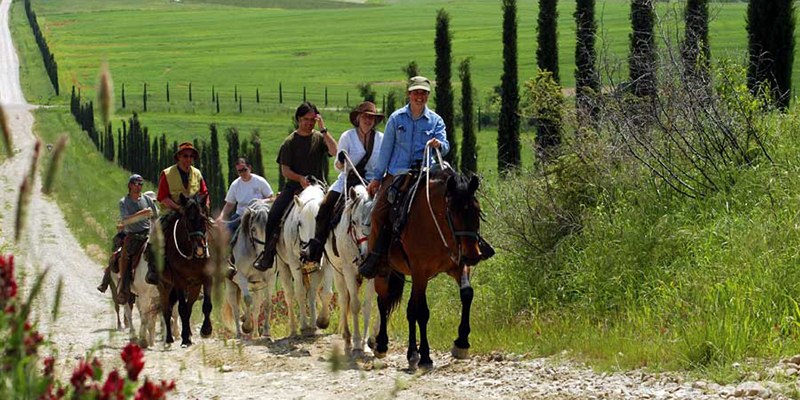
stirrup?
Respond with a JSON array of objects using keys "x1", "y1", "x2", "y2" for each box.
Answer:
[
  {"x1": 145, "y1": 270, "x2": 159, "y2": 285},
  {"x1": 300, "y1": 238, "x2": 323, "y2": 264},
  {"x1": 253, "y1": 251, "x2": 274, "y2": 271}
]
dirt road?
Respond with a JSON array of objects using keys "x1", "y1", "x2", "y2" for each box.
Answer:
[{"x1": 0, "y1": 0, "x2": 786, "y2": 398}]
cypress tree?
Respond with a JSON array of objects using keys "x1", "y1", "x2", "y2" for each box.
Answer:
[
  {"x1": 150, "y1": 139, "x2": 158, "y2": 181},
  {"x1": 386, "y1": 90, "x2": 398, "y2": 117},
  {"x1": 575, "y1": 0, "x2": 600, "y2": 120},
  {"x1": 403, "y1": 61, "x2": 420, "y2": 79},
  {"x1": 166, "y1": 82, "x2": 170, "y2": 103},
  {"x1": 117, "y1": 129, "x2": 122, "y2": 167},
  {"x1": 682, "y1": 0, "x2": 709, "y2": 78},
  {"x1": 629, "y1": 0, "x2": 657, "y2": 98},
  {"x1": 212, "y1": 85, "x2": 215, "y2": 102},
  {"x1": 226, "y1": 128, "x2": 241, "y2": 185},
  {"x1": 239, "y1": 95, "x2": 243, "y2": 113},
  {"x1": 459, "y1": 58, "x2": 477, "y2": 175},
  {"x1": 256, "y1": 87, "x2": 260, "y2": 103},
  {"x1": 249, "y1": 131, "x2": 265, "y2": 178},
  {"x1": 303, "y1": 86, "x2": 307, "y2": 102},
  {"x1": 234, "y1": 85, "x2": 238, "y2": 101},
  {"x1": 209, "y1": 124, "x2": 226, "y2": 210},
  {"x1": 216, "y1": 93, "x2": 220, "y2": 114},
  {"x1": 434, "y1": 8, "x2": 457, "y2": 167},
  {"x1": 189, "y1": 82, "x2": 193, "y2": 102},
  {"x1": 121, "y1": 83, "x2": 126, "y2": 109},
  {"x1": 537, "y1": 0, "x2": 560, "y2": 83},
  {"x1": 324, "y1": 87, "x2": 328, "y2": 106},
  {"x1": 143, "y1": 83, "x2": 148, "y2": 112},
  {"x1": 346, "y1": 92, "x2": 350, "y2": 107},
  {"x1": 747, "y1": 0, "x2": 796, "y2": 108},
  {"x1": 279, "y1": 82, "x2": 283, "y2": 104},
  {"x1": 498, "y1": 0, "x2": 521, "y2": 172}
]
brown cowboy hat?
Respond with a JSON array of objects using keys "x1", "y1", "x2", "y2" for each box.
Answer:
[
  {"x1": 349, "y1": 101, "x2": 385, "y2": 127},
  {"x1": 173, "y1": 142, "x2": 200, "y2": 161}
]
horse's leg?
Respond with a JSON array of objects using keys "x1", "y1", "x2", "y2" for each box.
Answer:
[
  {"x1": 160, "y1": 286, "x2": 176, "y2": 345},
  {"x1": 261, "y1": 269, "x2": 277, "y2": 338},
  {"x1": 177, "y1": 289, "x2": 193, "y2": 347},
  {"x1": 405, "y1": 287, "x2": 420, "y2": 370},
  {"x1": 227, "y1": 280, "x2": 244, "y2": 339},
  {"x1": 346, "y1": 270, "x2": 363, "y2": 353},
  {"x1": 416, "y1": 286, "x2": 432, "y2": 370},
  {"x1": 293, "y1": 265, "x2": 313, "y2": 336},
  {"x1": 363, "y1": 278, "x2": 377, "y2": 350},
  {"x1": 200, "y1": 281, "x2": 213, "y2": 338},
  {"x1": 234, "y1": 273, "x2": 253, "y2": 336},
  {"x1": 315, "y1": 263, "x2": 334, "y2": 330},
  {"x1": 451, "y1": 266, "x2": 473, "y2": 360},
  {"x1": 332, "y1": 266, "x2": 351, "y2": 349},
  {"x1": 278, "y1": 261, "x2": 299, "y2": 337},
  {"x1": 374, "y1": 276, "x2": 391, "y2": 358}
]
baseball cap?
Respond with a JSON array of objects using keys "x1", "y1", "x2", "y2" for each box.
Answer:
[{"x1": 408, "y1": 76, "x2": 431, "y2": 92}]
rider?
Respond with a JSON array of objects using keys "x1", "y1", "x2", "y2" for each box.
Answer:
[
  {"x1": 253, "y1": 102, "x2": 337, "y2": 271},
  {"x1": 150, "y1": 142, "x2": 210, "y2": 282},
  {"x1": 107, "y1": 174, "x2": 159, "y2": 303},
  {"x1": 215, "y1": 157, "x2": 274, "y2": 265},
  {"x1": 358, "y1": 76, "x2": 449, "y2": 279},
  {"x1": 300, "y1": 101, "x2": 384, "y2": 264}
]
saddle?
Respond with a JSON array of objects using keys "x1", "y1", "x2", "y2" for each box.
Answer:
[{"x1": 388, "y1": 170, "x2": 420, "y2": 236}]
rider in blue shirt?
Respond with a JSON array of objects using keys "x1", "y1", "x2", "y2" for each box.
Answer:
[{"x1": 359, "y1": 76, "x2": 449, "y2": 278}]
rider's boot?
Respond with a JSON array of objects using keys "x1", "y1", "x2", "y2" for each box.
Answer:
[
  {"x1": 145, "y1": 256, "x2": 159, "y2": 285},
  {"x1": 115, "y1": 253, "x2": 132, "y2": 304},
  {"x1": 97, "y1": 267, "x2": 112, "y2": 293},
  {"x1": 359, "y1": 229, "x2": 391, "y2": 279},
  {"x1": 300, "y1": 190, "x2": 339, "y2": 264},
  {"x1": 253, "y1": 235, "x2": 278, "y2": 271}
]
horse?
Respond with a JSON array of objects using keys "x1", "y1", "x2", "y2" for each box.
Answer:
[
  {"x1": 107, "y1": 268, "x2": 133, "y2": 333},
  {"x1": 373, "y1": 165, "x2": 494, "y2": 370},
  {"x1": 276, "y1": 181, "x2": 335, "y2": 337},
  {"x1": 324, "y1": 185, "x2": 378, "y2": 354},
  {"x1": 157, "y1": 192, "x2": 213, "y2": 347},
  {"x1": 221, "y1": 200, "x2": 282, "y2": 339}
]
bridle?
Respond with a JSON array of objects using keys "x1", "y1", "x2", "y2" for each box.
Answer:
[{"x1": 173, "y1": 215, "x2": 209, "y2": 260}]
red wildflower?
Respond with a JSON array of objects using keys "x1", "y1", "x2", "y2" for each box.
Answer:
[
  {"x1": 134, "y1": 379, "x2": 176, "y2": 400},
  {"x1": 25, "y1": 329, "x2": 44, "y2": 355},
  {"x1": 121, "y1": 343, "x2": 145, "y2": 381},
  {"x1": 38, "y1": 383, "x2": 66, "y2": 400},
  {"x1": 0, "y1": 255, "x2": 17, "y2": 306},
  {"x1": 43, "y1": 357, "x2": 55, "y2": 376},
  {"x1": 70, "y1": 359, "x2": 95, "y2": 392},
  {"x1": 100, "y1": 369, "x2": 125, "y2": 400}
]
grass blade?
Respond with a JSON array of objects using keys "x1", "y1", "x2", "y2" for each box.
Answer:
[
  {"x1": 0, "y1": 104, "x2": 12, "y2": 158},
  {"x1": 42, "y1": 135, "x2": 68, "y2": 195}
]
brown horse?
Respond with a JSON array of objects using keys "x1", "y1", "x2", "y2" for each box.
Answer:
[
  {"x1": 157, "y1": 193, "x2": 212, "y2": 347},
  {"x1": 373, "y1": 168, "x2": 494, "y2": 370}
]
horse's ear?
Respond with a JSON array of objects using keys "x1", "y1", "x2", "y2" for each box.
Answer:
[
  {"x1": 349, "y1": 186, "x2": 358, "y2": 199},
  {"x1": 240, "y1": 210, "x2": 251, "y2": 237},
  {"x1": 199, "y1": 193, "x2": 208, "y2": 208},
  {"x1": 446, "y1": 175, "x2": 457, "y2": 195},
  {"x1": 293, "y1": 195, "x2": 303, "y2": 208},
  {"x1": 468, "y1": 175, "x2": 480, "y2": 194}
]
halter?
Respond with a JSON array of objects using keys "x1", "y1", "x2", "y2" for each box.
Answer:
[{"x1": 173, "y1": 217, "x2": 208, "y2": 260}]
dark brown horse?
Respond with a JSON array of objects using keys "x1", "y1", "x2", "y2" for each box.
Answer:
[
  {"x1": 157, "y1": 193, "x2": 212, "y2": 347},
  {"x1": 373, "y1": 168, "x2": 494, "y2": 370}
]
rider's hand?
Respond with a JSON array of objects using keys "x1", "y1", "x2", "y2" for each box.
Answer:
[
  {"x1": 300, "y1": 177, "x2": 310, "y2": 189},
  {"x1": 316, "y1": 114, "x2": 326, "y2": 132},
  {"x1": 367, "y1": 180, "x2": 380, "y2": 196},
  {"x1": 337, "y1": 151, "x2": 346, "y2": 164},
  {"x1": 426, "y1": 138, "x2": 441, "y2": 149}
]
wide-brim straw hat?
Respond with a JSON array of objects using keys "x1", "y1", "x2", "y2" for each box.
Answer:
[
  {"x1": 349, "y1": 101, "x2": 385, "y2": 127},
  {"x1": 173, "y1": 142, "x2": 200, "y2": 161}
]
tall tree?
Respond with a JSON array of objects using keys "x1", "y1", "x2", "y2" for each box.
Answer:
[
  {"x1": 166, "y1": 82, "x2": 170, "y2": 102},
  {"x1": 208, "y1": 124, "x2": 226, "y2": 211},
  {"x1": 682, "y1": 0, "x2": 709, "y2": 78},
  {"x1": 575, "y1": 0, "x2": 600, "y2": 120},
  {"x1": 537, "y1": 0, "x2": 559, "y2": 83},
  {"x1": 459, "y1": 58, "x2": 477, "y2": 175},
  {"x1": 434, "y1": 8, "x2": 457, "y2": 168},
  {"x1": 498, "y1": 0, "x2": 521, "y2": 172},
  {"x1": 248, "y1": 131, "x2": 265, "y2": 178},
  {"x1": 225, "y1": 128, "x2": 241, "y2": 185},
  {"x1": 403, "y1": 61, "x2": 420, "y2": 79},
  {"x1": 142, "y1": 83, "x2": 147, "y2": 112},
  {"x1": 121, "y1": 83, "x2": 126, "y2": 109},
  {"x1": 747, "y1": 0, "x2": 796, "y2": 108},
  {"x1": 629, "y1": 0, "x2": 657, "y2": 98}
]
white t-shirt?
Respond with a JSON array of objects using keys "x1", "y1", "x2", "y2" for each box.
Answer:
[
  {"x1": 225, "y1": 174, "x2": 274, "y2": 216},
  {"x1": 331, "y1": 128, "x2": 384, "y2": 193}
]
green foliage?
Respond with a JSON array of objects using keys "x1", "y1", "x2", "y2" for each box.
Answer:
[
  {"x1": 522, "y1": 69, "x2": 564, "y2": 154},
  {"x1": 536, "y1": 0, "x2": 559, "y2": 83},
  {"x1": 574, "y1": 0, "x2": 598, "y2": 120},
  {"x1": 402, "y1": 61, "x2": 419, "y2": 79},
  {"x1": 434, "y1": 8, "x2": 456, "y2": 168},
  {"x1": 459, "y1": 58, "x2": 477, "y2": 175},
  {"x1": 357, "y1": 82, "x2": 376, "y2": 103},
  {"x1": 498, "y1": 0, "x2": 520, "y2": 173},
  {"x1": 682, "y1": 0, "x2": 710, "y2": 78},
  {"x1": 746, "y1": 0, "x2": 796, "y2": 108}
]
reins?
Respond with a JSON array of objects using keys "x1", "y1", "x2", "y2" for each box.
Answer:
[{"x1": 172, "y1": 216, "x2": 208, "y2": 260}]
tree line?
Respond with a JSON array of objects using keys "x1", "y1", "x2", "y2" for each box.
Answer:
[{"x1": 23, "y1": 0, "x2": 58, "y2": 95}]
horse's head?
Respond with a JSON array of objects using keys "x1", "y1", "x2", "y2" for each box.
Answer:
[
  {"x1": 240, "y1": 201, "x2": 270, "y2": 256},
  {"x1": 347, "y1": 185, "x2": 374, "y2": 264},
  {"x1": 445, "y1": 174, "x2": 494, "y2": 266},
  {"x1": 295, "y1": 183, "x2": 325, "y2": 266},
  {"x1": 179, "y1": 193, "x2": 210, "y2": 259}
]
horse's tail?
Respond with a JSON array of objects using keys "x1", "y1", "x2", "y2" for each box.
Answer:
[
  {"x1": 385, "y1": 271, "x2": 405, "y2": 316},
  {"x1": 220, "y1": 282, "x2": 240, "y2": 332}
]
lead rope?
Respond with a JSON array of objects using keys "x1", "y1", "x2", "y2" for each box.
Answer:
[{"x1": 173, "y1": 217, "x2": 191, "y2": 259}]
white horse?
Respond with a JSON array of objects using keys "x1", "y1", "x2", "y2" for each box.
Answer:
[
  {"x1": 325, "y1": 185, "x2": 378, "y2": 354},
  {"x1": 128, "y1": 246, "x2": 178, "y2": 348},
  {"x1": 107, "y1": 264, "x2": 133, "y2": 332},
  {"x1": 221, "y1": 201, "x2": 282, "y2": 339},
  {"x1": 275, "y1": 182, "x2": 335, "y2": 337}
]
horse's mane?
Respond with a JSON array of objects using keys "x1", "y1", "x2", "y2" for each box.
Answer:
[
  {"x1": 297, "y1": 183, "x2": 325, "y2": 204},
  {"x1": 240, "y1": 201, "x2": 270, "y2": 240}
]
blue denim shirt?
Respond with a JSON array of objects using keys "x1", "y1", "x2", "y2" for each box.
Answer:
[{"x1": 374, "y1": 104, "x2": 450, "y2": 178}]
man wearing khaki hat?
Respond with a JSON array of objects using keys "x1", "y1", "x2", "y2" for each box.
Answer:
[{"x1": 358, "y1": 76, "x2": 450, "y2": 278}]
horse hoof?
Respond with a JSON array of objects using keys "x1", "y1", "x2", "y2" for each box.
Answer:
[
  {"x1": 408, "y1": 351, "x2": 420, "y2": 371},
  {"x1": 316, "y1": 317, "x2": 330, "y2": 330},
  {"x1": 419, "y1": 361, "x2": 434, "y2": 372},
  {"x1": 181, "y1": 340, "x2": 192, "y2": 348},
  {"x1": 451, "y1": 346, "x2": 469, "y2": 360},
  {"x1": 201, "y1": 325, "x2": 213, "y2": 338},
  {"x1": 374, "y1": 351, "x2": 387, "y2": 359},
  {"x1": 242, "y1": 321, "x2": 254, "y2": 335},
  {"x1": 139, "y1": 339, "x2": 150, "y2": 349},
  {"x1": 352, "y1": 348, "x2": 364, "y2": 357},
  {"x1": 301, "y1": 327, "x2": 316, "y2": 337},
  {"x1": 367, "y1": 337, "x2": 376, "y2": 350}
]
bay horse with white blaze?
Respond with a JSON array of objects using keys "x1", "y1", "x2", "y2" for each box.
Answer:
[
  {"x1": 374, "y1": 163, "x2": 494, "y2": 370},
  {"x1": 157, "y1": 193, "x2": 213, "y2": 347}
]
